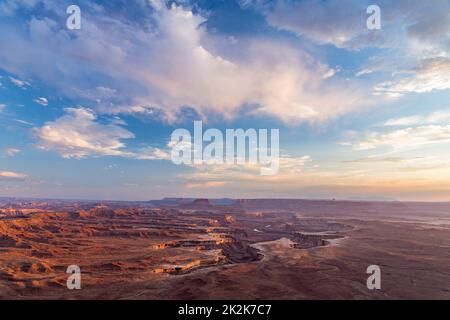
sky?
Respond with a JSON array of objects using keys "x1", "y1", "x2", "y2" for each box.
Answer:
[{"x1": 0, "y1": 0, "x2": 450, "y2": 201}]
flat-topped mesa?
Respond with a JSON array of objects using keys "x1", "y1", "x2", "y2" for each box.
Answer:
[
  {"x1": 0, "y1": 208, "x2": 48, "y2": 217},
  {"x1": 0, "y1": 208, "x2": 24, "y2": 216},
  {"x1": 153, "y1": 237, "x2": 234, "y2": 251},
  {"x1": 193, "y1": 199, "x2": 211, "y2": 206},
  {"x1": 291, "y1": 232, "x2": 344, "y2": 249},
  {"x1": 177, "y1": 198, "x2": 215, "y2": 210},
  {"x1": 154, "y1": 256, "x2": 229, "y2": 275}
]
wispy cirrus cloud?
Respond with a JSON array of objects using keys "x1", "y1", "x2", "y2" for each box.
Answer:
[
  {"x1": 343, "y1": 156, "x2": 426, "y2": 164},
  {"x1": 375, "y1": 58, "x2": 450, "y2": 97},
  {"x1": 178, "y1": 154, "x2": 313, "y2": 185},
  {"x1": 383, "y1": 110, "x2": 450, "y2": 127},
  {"x1": 9, "y1": 76, "x2": 30, "y2": 88},
  {"x1": 0, "y1": 171, "x2": 28, "y2": 180},
  {"x1": 14, "y1": 119, "x2": 34, "y2": 126},
  {"x1": 0, "y1": 0, "x2": 39, "y2": 16},
  {"x1": 4, "y1": 148, "x2": 21, "y2": 156},
  {"x1": 351, "y1": 125, "x2": 450, "y2": 150},
  {"x1": 185, "y1": 181, "x2": 228, "y2": 189}
]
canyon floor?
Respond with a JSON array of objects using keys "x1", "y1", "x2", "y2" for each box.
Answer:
[{"x1": 0, "y1": 199, "x2": 449, "y2": 299}]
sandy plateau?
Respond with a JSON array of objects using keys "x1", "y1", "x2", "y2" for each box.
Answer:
[{"x1": 0, "y1": 198, "x2": 449, "y2": 299}]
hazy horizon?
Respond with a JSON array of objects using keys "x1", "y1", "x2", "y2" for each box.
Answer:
[{"x1": 2, "y1": 195, "x2": 450, "y2": 204}]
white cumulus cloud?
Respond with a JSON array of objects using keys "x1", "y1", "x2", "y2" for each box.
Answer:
[
  {"x1": 33, "y1": 97, "x2": 48, "y2": 106},
  {"x1": 34, "y1": 107, "x2": 169, "y2": 160}
]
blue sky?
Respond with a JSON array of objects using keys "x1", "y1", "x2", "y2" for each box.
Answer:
[{"x1": 1, "y1": 0, "x2": 450, "y2": 201}]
